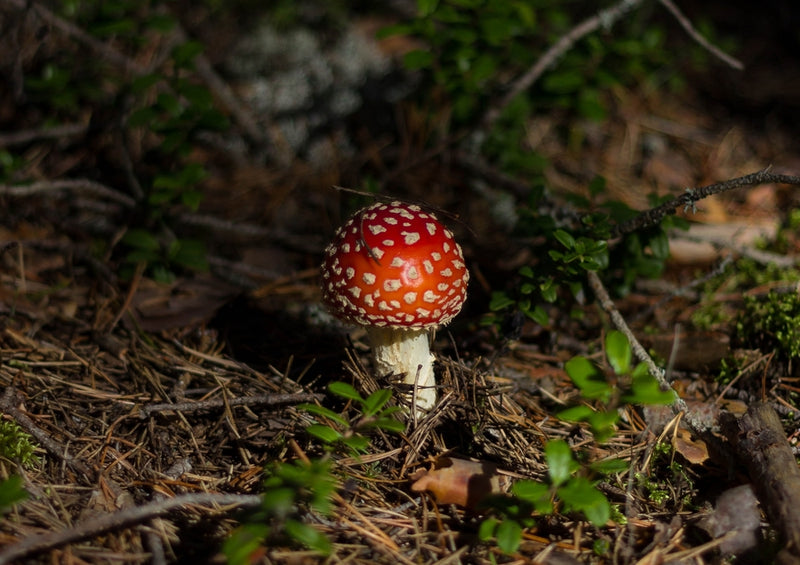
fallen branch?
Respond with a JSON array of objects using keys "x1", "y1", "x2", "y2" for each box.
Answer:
[
  {"x1": 0, "y1": 492, "x2": 262, "y2": 564},
  {"x1": 139, "y1": 392, "x2": 323, "y2": 418},
  {"x1": 720, "y1": 403, "x2": 800, "y2": 564}
]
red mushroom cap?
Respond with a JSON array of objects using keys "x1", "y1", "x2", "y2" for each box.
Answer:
[{"x1": 321, "y1": 201, "x2": 469, "y2": 329}]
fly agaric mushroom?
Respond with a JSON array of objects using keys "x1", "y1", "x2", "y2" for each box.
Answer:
[{"x1": 321, "y1": 201, "x2": 469, "y2": 418}]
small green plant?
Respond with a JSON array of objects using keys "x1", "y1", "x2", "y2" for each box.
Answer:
[
  {"x1": 298, "y1": 382, "x2": 406, "y2": 456},
  {"x1": 560, "y1": 331, "x2": 675, "y2": 441},
  {"x1": 480, "y1": 331, "x2": 671, "y2": 553},
  {"x1": 0, "y1": 420, "x2": 40, "y2": 468},
  {"x1": 223, "y1": 458, "x2": 337, "y2": 562},
  {"x1": 479, "y1": 439, "x2": 623, "y2": 553},
  {"x1": 223, "y1": 384, "x2": 404, "y2": 561}
]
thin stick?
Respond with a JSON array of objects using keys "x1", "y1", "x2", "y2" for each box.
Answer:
[
  {"x1": 139, "y1": 392, "x2": 323, "y2": 418},
  {"x1": 610, "y1": 169, "x2": 800, "y2": 238},
  {"x1": 586, "y1": 271, "x2": 712, "y2": 434},
  {"x1": 0, "y1": 492, "x2": 262, "y2": 565},
  {"x1": 0, "y1": 179, "x2": 136, "y2": 208},
  {"x1": 481, "y1": 0, "x2": 644, "y2": 130},
  {"x1": 0, "y1": 123, "x2": 88, "y2": 147},
  {"x1": 658, "y1": 0, "x2": 744, "y2": 70}
]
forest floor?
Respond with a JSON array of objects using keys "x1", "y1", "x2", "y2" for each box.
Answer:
[{"x1": 1, "y1": 1, "x2": 800, "y2": 564}]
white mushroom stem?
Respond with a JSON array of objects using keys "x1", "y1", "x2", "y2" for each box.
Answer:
[{"x1": 367, "y1": 327, "x2": 436, "y2": 419}]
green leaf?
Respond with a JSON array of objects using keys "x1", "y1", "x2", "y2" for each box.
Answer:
[
  {"x1": 648, "y1": 229, "x2": 670, "y2": 260},
  {"x1": 261, "y1": 487, "x2": 295, "y2": 517},
  {"x1": 495, "y1": 519, "x2": 523, "y2": 553},
  {"x1": 542, "y1": 70, "x2": 584, "y2": 94},
  {"x1": 369, "y1": 417, "x2": 406, "y2": 433},
  {"x1": 545, "y1": 440, "x2": 575, "y2": 487},
  {"x1": 170, "y1": 239, "x2": 208, "y2": 272},
  {"x1": 586, "y1": 410, "x2": 620, "y2": 442},
  {"x1": 297, "y1": 403, "x2": 349, "y2": 427},
  {"x1": 511, "y1": 480, "x2": 552, "y2": 513},
  {"x1": 478, "y1": 517, "x2": 499, "y2": 541},
  {"x1": 605, "y1": 331, "x2": 631, "y2": 375},
  {"x1": 305, "y1": 424, "x2": 342, "y2": 444},
  {"x1": 284, "y1": 519, "x2": 331, "y2": 555},
  {"x1": 489, "y1": 291, "x2": 516, "y2": 311},
  {"x1": 564, "y1": 357, "x2": 611, "y2": 400},
  {"x1": 122, "y1": 228, "x2": 161, "y2": 251},
  {"x1": 557, "y1": 477, "x2": 611, "y2": 526},
  {"x1": 328, "y1": 382, "x2": 364, "y2": 403},
  {"x1": 172, "y1": 41, "x2": 205, "y2": 68},
  {"x1": 589, "y1": 458, "x2": 630, "y2": 475},
  {"x1": 553, "y1": 229, "x2": 575, "y2": 249},
  {"x1": 557, "y1": 404, "x2": 594, "y2": 423},
  {"x1": 623, "y1": 374, "x2": 676, "y2": 405},
  {"x1": 362, "y1": 389, "x2": 392, "y2": 417},
  {"x1": 341, "y1": 435, "x2": 370, "y2": 453},
  {"x1": 417, "y1": 0, "x2": 440, "y2": 17},
  {"x1": 0, "y1": 476, "x2": 27, "y2": 513},
  {"x1": 403, "y1": 49, "x2": 434, "y2": 70},
  {"x1": 222, "y1": 523, "x2": 269, "y2": 565}
]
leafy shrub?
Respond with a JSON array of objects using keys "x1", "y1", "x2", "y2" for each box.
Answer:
[{"x1": 479, "y1": 331, "x2": 673, "y2": 552}]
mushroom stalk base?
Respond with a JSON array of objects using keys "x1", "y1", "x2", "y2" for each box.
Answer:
[{"x1": 367, "y1": 327, "x2": 436, "y2": 418}]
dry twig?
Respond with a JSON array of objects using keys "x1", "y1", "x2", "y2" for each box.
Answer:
[
  {"x1": 0, "y1": 493, "x2": 262, "y2": 565},
  {"x1": 139, "y1": 392, "x2": 324, "y2": 418},
  {"x1": 610, "y1": 169, "x2": 800, "y2": 238}
]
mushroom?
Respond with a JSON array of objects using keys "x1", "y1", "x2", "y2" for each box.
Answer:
[{"x1": 320, "y1": 201, "x2": 469, "y2": 419}]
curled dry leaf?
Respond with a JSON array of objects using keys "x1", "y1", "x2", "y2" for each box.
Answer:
[{"x1": 409, "y1": 456, "x2": 509, "y2": 510}]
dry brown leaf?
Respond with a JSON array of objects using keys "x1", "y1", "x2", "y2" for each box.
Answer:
[
  {"x1": 672, "y1": 428, "x2": 709, "y2": 465},
  {"x1": 409, "y1": 456, "x2": 509, "y2": 510}
]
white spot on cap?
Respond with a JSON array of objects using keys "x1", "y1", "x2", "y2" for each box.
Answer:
[
  {"x1": 423, "y1": 290, "x2": 439, "y2": 303},
  {"x1": 384, "y1": 279, "x2": 402, "y2": 292},
  {"x1": 345, "y1": 267, "x2": 355, "y2": 279},
  {"x1": 368, "y1": 224, "x2": 387, "y2": 235},
  {"x1": 426, "y1": 223, "x2": 437, "y2": 236},
  {"x1": 348, "y1": 286, "x2": 361, "y2": 298},
  {"x1": 423, "y1": 260, "x2": 434, "y2": 274},
  {"x1": 431, "y1": 252, "x2": 442, "y2": 261},
  {"x1": 390, "y1": 300, "x2": 401, "y2": 309},
  {"x1": 371, "y1": 247, "x2": 384, "y2": 259},
  {"x1": 364, "y1": 294, "x2": 375, "y2": 307},
  {"x1": 404, "y1": 292, "x2": 417, "y2": 304},
  {"x1": 402, "y1": 231, "x2": 420, "y2": 245},
  {"x1": 407, "y1": 266, "x2": 420, "y2": 280},
  {"x1": 441, "y1": 268, "x2": 453, "y2": 277},
  {"x1": 390, "y1": 257, "x2": 404, "y2": 267},
  {"x1": 416, "y1": 307, "x2": 430, "y2": 317},
  {"x1": 378, "y1": 301, "x2": 391, "y2": 311},
  {"x1": 382, "y1": 239, "x2": 395, "y2": 247},
  {"x1": 384, "y1": 216, "x2": 398, "y2": 225},
  {"x1": 363, "y1": 273, "x2": 376, "y2": 285},
  {"x1": 452, "y1": 259, "x2": 465, "y2": 270},
  {"x1": 437, "y1": 283, "x2": 449, "y2": 291},
  {"x1": 341, "y1": 243, "x2": 351, "y2": 253},
  {"x1": 443, "y1": 242, "x2": 451, "y2": 253}
]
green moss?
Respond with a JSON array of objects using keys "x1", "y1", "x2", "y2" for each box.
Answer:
[
  {"x1": 0, "y1": 421, "x2": 40, "y2": 468},
  {"x1": 736, "y1": 291, "x2": 800, "y2": 360}
]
